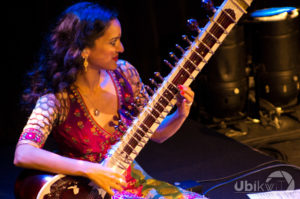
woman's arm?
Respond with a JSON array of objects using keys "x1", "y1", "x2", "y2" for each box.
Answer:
[
  {"x1": 151, "y1": 85, "x2": 194, "y2": 143},
  {"x1": 117, "y1": 61, "x2": 194, "y2": 143},
  {"x1": 14, "y1": 144, "x2": 126, "y2": 195},
  {"x1": 14, "y1": 93, "x2": 125, "y2": 195}
]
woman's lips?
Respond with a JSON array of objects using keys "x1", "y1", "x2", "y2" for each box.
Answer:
[{"x1": 113, "y1": 56, "x2": 119, "y2": 61}]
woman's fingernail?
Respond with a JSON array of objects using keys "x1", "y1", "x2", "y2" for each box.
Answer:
[
  {"x1": 178, "y1": 85, "x2": 183, "y2": 90},
  {"x1": 180, "y1": 91, "x2": 185, "y2": 95}
]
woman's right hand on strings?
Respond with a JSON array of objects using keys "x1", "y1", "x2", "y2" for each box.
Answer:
[
  {"x1": 84, "y1": 163, "x2": 127, "y2": 196},
  {"x1": 14, "y1": 144, "x2": 126, "y2": 196}
]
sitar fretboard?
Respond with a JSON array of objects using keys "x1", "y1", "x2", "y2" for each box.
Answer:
[{"x1": 104, "y1": 0, "x2": 253, "y2": 174}]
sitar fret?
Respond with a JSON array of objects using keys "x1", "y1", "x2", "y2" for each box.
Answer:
[
  {"x1": 190, "y1": 49, "x2": 208, "y2": 64},
  {"x1": 211, "y1": 19, "x2": 229, "y2": 34},
  {"x1": 103, "y1": 0, "x2": 253, "y2": 175},
  {"x1": 183, "y1": 58, "x2": 197, "y2": 73},
  {"x1": 198, "y1": 40, "x2": 214, "y2": 54},
  {"x1": 172, "y1": 68, "x2": 190, "y2": 85},
  {"x1": 162, "y1": 89, "x2": 175, "y2": 101},
  {"x1": 111, "y1": 153, "x2": 128, "y2": 170},
  {"x1": 145, "y1": 109, "x2": 161, "y2": 123},
  {"x1": 188, "y1": 52, "x2": 202, "y2": 66},
  {"x1": 231, "y1": 0, "x2": 248, "y2": 13},
  {"x1": 153, "y1": 103, "x2": 164, "y2": 113},
  {"x1": 203, "y1": 33, "x2": 217, "y2": 48},
  {"x1": 167, "y1": 83, "x2": 179, "y2": 95},
  {"x1": 180, "y1": 63, "x2": 193, "y2": 77},
  {"x1": 204, "y1": 28, "x2": 222, "y2": 44},
  {"x1": 150, "y1": 108, "x2": 161, "y2": 118},
  {"x1": 122, "y1": 145, "x2": 135, "y2": 157},
  {"x1": 127, "y1": 132, "x2": 144, "y2": 147},
  {"x1": 127, "y1": 138, "x2": 139, "y2": 152},
  {"x1": 143, "y1": 115, "x2": 155, "y2": 128},
  {"x1": 194, "y1": 44, "x2": 210, "y2": 59},
  {"x1": 131, "y1": 128, "x2": 148, "y2": 143},
  {"x1": 221, "y1": 9, "x2": 237, "y2": 25},
  {"x1": 139, "y1": 123, "x2": 149, "y2": 136},
  {"x1": 210, "y1": 23, "x2": 226, "y2": 38}
]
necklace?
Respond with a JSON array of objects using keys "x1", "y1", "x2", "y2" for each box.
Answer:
[
  {"x1": 94, "y1": 108, "x2": 100, "y2": 116},
  {"x1": 84, "y1": 92, "x2": 102, "y2": 116},
  {"x1": 75, "y1": 71, "x2": 104, "y2": 116},
  {"x1": 75, "y1": 86, "x2": 102, "y2": 117}
]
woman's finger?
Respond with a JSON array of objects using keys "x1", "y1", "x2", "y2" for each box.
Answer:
[
  {"x1": 108, "y1": 173, "x2": 127, "y2": 187},
  {"x1": 101, "y1": 182, "x2": 115, "y2": 196},
  {"x1": 178, "y1": 85, "x2": 194, "y2": 103},
  {"x1": 110, "y1": 182, "x2": 124, "y2": 192},
  {"x1": 178, "y1": 85, "x2": 194, "y2": 96},
  {"x1": 94, "y1": 178, "x2": 123, "y2": 195}
]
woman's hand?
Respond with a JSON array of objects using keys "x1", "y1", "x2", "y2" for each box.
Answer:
[
  {"x1": 176, "y1": 84, "x2": 195, "y2": 118},
  {"x1": 85, "y1": 164, "x2": 127, "y2": 196},
  {"x1": 14, "y1": 144, "x2": 126, "y2": 196}
]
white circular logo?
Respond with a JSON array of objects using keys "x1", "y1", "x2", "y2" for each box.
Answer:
[{"x1": 266, "y1": 170, "x2": 295, "y2": 190}]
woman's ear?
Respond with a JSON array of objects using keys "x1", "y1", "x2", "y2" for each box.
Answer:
[{"x1": 81, "y1": 48, "x2": 90, "y2": 59}]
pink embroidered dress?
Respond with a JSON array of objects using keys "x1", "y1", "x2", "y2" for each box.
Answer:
[{"x1": 17, "y1": 60, "x2": 206, "y2": 199}]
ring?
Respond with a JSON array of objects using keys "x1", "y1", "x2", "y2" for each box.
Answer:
[
  {"x1": 119, "y1": 178, "x2": 125, "y2": 183},
  {"x1": 186, "y1": 101, "x2": 193, "y2": 106}
]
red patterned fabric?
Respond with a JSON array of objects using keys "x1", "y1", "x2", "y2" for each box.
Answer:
[
  {"x1": 51, "y1": 70, "x2": 143, "y2": 195},
  {"x1": 17, "y1": 61, "x2": 206, "y2": 198}
]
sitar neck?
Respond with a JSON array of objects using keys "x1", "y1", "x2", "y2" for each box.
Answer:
[{"x1": 104, "y1": 0, "x2": 253, "y2": 174}]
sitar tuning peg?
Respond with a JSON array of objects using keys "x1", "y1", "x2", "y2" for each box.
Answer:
[
  {"x1": 182, "y1": 35, "x2": 192, "y2": 45},
  {"x1": 138, "y1": 90, "x2": 149, "y2": 107},
  {"x1": 145, "y1": 85, "x2": 155, "y2": 95},
  {"x1": 201, "y1": 0, "x2": 216, "y2": 17},
  {"x1": 135, "y1": 96, "x2": 142, "y2": 104},
  {"x1": 112, "y1": 115, "x2": 119, "y2": 121},
  {"x1": 118, "y1": 119, "x2": 126, "y2": 127},
  {"x1": 175, "y1": 44, "x2": 185, "y2": 54},
  {"x1": 131, "y1": 102, "x2": 142, "y2": 114},
  {"x1": 109, "y1": 121, "x2": 125, "y2": 133},
  {"x1": 163, "y1": 59, "x2": 174, "y2": 69},
  {"x1": 187, "y1": 19, "x2": 201, "y2": 33},
  {"x1": 124, "y1": 111, "x2": 135, "y2": 120},
  {"x1": 149, "y1": 78, "x2": 159, "y2": 88},
  {"x1": 169, "y1": 52, "x2": 179, "y2": 62},
  {"x1": 109, "y1": 121, "x2": 117, "y2": 127},
  {"x1": 154, "y1": 72, "x2": 164, "y2": 82}
]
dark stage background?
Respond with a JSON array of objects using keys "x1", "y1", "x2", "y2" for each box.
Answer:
[
  {"x1": 2, "y1": 0, "x2": 300, "y2": 146},
  {"x1": 2, "y1": 0, "x2": 300, "y2": 199}
]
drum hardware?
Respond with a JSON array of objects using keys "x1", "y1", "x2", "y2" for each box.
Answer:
[
  {"x1": 194, "y1": 23, "x2": 248, "y2": 120},
  {"x1": 258, "y1": 97, "x2": 300, "y2": 129},
  {"x1": 249, "y1": 7, "x2": 300, "y2": 108}
]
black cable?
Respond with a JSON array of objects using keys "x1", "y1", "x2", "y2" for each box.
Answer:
[
  {"x1": 196, "y1": 159, "x2": 280, "y2": 183},
  {"x1": 257, "y1": 146, "x2": 288, "y2": 162},
  {"x1": 203, "y1": 163, "x2": 300, "y2": 195}
]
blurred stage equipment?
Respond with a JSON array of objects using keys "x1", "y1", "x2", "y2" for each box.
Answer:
[
  {"x1": 200, "y1": 24, "x2": 248, "y2": 118},
  {"x1": 250, "y1": 7, "x2": 300, "y2": 108}
]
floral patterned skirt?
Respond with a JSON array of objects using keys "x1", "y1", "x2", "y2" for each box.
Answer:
[{"x1": 113, "y1": 161, "x2": 208, "y2": 199}]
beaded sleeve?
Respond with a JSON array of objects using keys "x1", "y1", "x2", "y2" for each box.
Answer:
[
  {"x1": 17, "y1": 92, "x2": 69, "y2": 148},
  {"x1": 117, "y1": 60, "x2": 149, "y2": 108},
  {"x1": 17, "y1": 61, "x2": 146, "y2": 148}
]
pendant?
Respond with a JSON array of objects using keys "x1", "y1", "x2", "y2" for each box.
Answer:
[{"x1": 94, "y1": 109, "x2": 100, "y2": 116}]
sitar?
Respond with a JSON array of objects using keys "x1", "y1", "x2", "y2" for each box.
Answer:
[{"x1": 15, "y1": 0, "x2": 253, "y2": 198}]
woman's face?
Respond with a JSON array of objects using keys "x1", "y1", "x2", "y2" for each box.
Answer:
[{"x1": 85, "y1": 19, "x2": 124, "y2": 71}]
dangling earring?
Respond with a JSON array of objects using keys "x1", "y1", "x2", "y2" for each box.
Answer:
[{"x1": 83, "y1": 56, "x2": 88, "y2": 72}]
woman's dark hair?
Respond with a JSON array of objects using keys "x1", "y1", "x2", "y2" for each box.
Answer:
[{"x1": 22, "y1": 1, "x2": 118, "y2": 111}]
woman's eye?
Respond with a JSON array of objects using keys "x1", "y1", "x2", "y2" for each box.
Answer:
[{"x1": 110, "y1": 40, "x2": 117, "y2": 46}]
